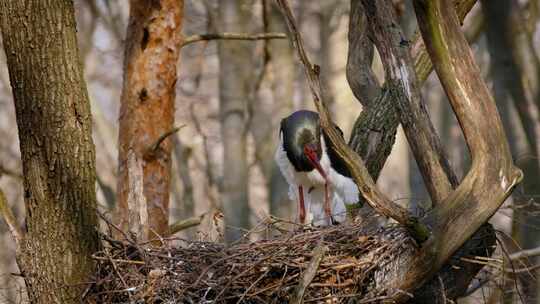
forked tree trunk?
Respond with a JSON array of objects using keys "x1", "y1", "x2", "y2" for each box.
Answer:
[
  {"x1": 116, "y1": 0, "x2": 183, "y2": 240},
  {"x1": 0, "y1": 1, "x2": 99, "y2": 303},
  {"x1": 276, "y1": 0, "x2": 522, "y2": 302}
]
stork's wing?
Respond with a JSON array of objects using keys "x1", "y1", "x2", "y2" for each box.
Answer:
[{"x1": 321, "y1": 124, "x2": 352, "y2": 178}]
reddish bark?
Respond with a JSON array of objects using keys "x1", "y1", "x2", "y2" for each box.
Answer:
[{"x1": 116, "y1": 0, "x2": 183, "y2": 240}]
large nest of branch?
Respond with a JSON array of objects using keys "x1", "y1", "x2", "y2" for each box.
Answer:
[{"x1": 86, "y1": 220, "x2": 419, "y2": 303}]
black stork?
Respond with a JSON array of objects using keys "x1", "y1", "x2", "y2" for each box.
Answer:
[{"x1": 274, "y1": 110, "x2": 359, "y2": 226}]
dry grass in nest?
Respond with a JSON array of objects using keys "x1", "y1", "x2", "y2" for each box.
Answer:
[{"x1": 85, "y1": 219, "x2": 418, "y2": 303}]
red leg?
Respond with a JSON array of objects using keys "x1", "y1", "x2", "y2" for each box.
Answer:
[
  {"x1": 298, "y1": 185, "x2": 306, "y2": 224},
  {"x1": 323, "y1": 182, "x2": 331, "y2": 219}
]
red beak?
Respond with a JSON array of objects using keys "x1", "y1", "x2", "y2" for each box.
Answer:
[{"x1": 303, "y1": 144, "x2": 327, "y2": 179}]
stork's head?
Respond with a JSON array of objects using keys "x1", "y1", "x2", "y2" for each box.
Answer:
[{"x1": 280, "y1": 110, "x2": 326, "y2": 177}]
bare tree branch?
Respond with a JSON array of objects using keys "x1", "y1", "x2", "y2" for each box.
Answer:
[
  {"x1": 0, "y1": 189, "x2": 22, "y2": 248},
  {"x1": 346, "y1": 0, "x2": 380, "y2": 107},
  {"x1": 412, "y1": 0, "x2": 478, "y2": 84},
  {"x1": 360, "y1": 1, "x2": 458, "y2": 205},
  {"x1": 348, "y1": 0, "x2": 478, "y2": 186},
  {"x1": 367, "y1": 0, "x2": 526, "y2": 300},
  {"x1": 182, "y1": 32, "x2": 286, "y2": 47},
  {"x1": 510, "y1": 246, "x2": 540, "y2": 260}
]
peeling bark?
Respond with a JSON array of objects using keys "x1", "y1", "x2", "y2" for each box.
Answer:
[
  {"x1": 0, "y1": 1, "x2": 99, "y2": 302},
  {"x1": 116, "y1": 0, "x2": 183, "y2": 240}
]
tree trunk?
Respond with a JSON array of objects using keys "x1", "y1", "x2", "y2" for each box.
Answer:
[
  {"x1": 0, "y1": 1, "x2": 99, "y2": 303},
  {"x1": 115, "y1": 0, "x2": 183, "y2": 240},
  {"x1": 482, "y1": 1, "x2": 540, "y2": 302},
  {"x1": 218, "y1": 0, "x2": 254, "y2": 242},
  {"x1": 262, "y1": 2, "x2": 295, "y2": 222}
]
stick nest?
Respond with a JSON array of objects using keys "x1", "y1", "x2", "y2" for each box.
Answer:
[{"x1": 85, "y1": 220, "x2": 418, "y2": 303}]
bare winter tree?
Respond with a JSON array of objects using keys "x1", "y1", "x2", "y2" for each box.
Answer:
[
  {"x1": 115, "y1": 0, "x2": 183, "y2": 240},
  {"x1": 0, "y1": 1, "x2": 99, "y2": 303}
]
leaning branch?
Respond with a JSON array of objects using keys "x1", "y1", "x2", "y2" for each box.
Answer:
[
  {"x1": 275, "y1": 0, "x2": 429, "y2": 242},
  {"x1": 360, "y1": 1, "x2": 458, "y2": 205},
  {"x1": 181, "y1": 32, "x2": 287, "y2": 47},
  {"x1": 412, "y1": 0, "x2": 478, "y2": 83},
  {"x1": 510, "y1": 246, "x2": 540, "y2": 260}
]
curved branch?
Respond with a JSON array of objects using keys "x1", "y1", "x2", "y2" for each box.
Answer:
[
  {"x1": 376, "y1": 0, "x2": 523, "y2": 301},
  {"x1": 348, "y1": 0, "x2": 478, "y2": 187},
  {"x1": 346, "y1": 0, "x2": 380, "y2": 106}
]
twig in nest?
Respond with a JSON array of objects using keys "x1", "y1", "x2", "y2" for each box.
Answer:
[
  {"x1": 290, "y1": 241, "x2": 328, "y2": 304},
  {"x1": 98, "y1": 210, "x2": 136, "y2": 245},
  {"x1": 92, "y1": 254, "x2": 145, "y2": 265},
  {"x1": 106, "y1": 251, "x2": 134, "y2": 302},
  {"x1": 182, "y1": 32, "x2": 287, "y2": 47},
  {"x1": 236, "y1": 268, "x2": 269, "y2": 304}
]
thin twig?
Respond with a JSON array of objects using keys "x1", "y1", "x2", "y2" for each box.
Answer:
[
  {"x1": 290, "y1": 242, "x2": 327, "y2": 304},
  {"x1": 235, "y1": 269, "x2": 269, "y2": 304},
  {"x1": 509, "y1": 245, "x2": 540, "y2": 260},
  {"x1": 182, "y1": 32, "x2": 287, "y2": 47},
  {"x1": 0, "y1": 164, "x2": 22, "y2": 179},
  {"x1": 92, "y1": 254, "x2": 145, "y2": 265},
  {"x1": 106, "y1": 251, "x2": 134, "y2": 302},
  {"x1": 0, "y1": 188, "x2": 23, "y2": 247},
  {"x1": 146, "y1": 125, "x2": 186, "y2": 155}
]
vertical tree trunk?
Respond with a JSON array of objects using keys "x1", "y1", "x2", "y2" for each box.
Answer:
[
  {"x1": 482, "y1": 1, "x2": 540, "y2": 302},
  {"x1": 218, "y1": 0, "x2": 254, "y2": 242},
  {"x1": 0, "y1": 1, "x2": 99, "y2": 303},
  {"x1": 318, "y1": 2, "x2": 338, "y2": 114},
  {"x1": 116, "y1": 0, "x2": 183, "y2": 240},
  {"x1": 267, "y1": 2, "x2": 295, "y2": 221}
]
